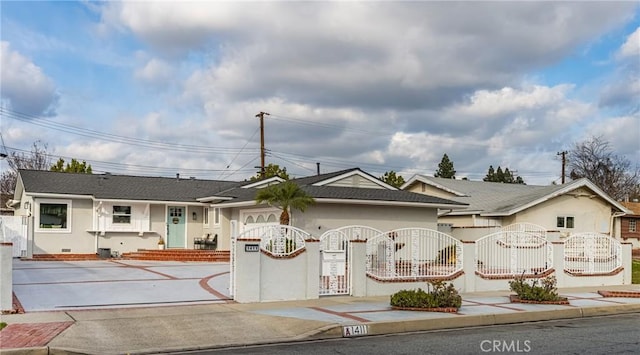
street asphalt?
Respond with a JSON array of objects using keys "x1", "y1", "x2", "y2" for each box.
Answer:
[{"x1": 1, "y1": 260, "x2": 639, "y2": 354}]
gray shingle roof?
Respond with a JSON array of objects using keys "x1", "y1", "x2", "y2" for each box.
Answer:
[
  {"x1": 18, "y1": 170, "x2": 241, "y2": 202},
  {"x1": 18, "y1": 168, "x2": 467, "y2": 207},
  {"x1": 412, "y1": 176, "x2": 575, "y2": 214},
  {"x1": 213, "y1": 169, "x2": 467, "y2": 207}
]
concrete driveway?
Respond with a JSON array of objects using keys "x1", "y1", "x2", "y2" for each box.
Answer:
[{"x1": 12, "y1": 259, "x2": 231, "y2": 312}]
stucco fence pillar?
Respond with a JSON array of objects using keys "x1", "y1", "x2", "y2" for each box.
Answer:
[
  {"x1": 622, "y1": 242, "x2": 633, "y2": 285},
  {"x1": 233, "y1": 238, "x2": 320, "y2": 303},
  {"x1": 462, "y1": 241, "x2": 475, "y2": 293},
  {"x1": 0, "y1": 242, "x2": 13, "y2": 312},
  {"x1": 552, "y1": 241, "x2": 566, "y2": 287},
  {"x1": 349, "y1": 240, "x2": 368, "y2": 297}
]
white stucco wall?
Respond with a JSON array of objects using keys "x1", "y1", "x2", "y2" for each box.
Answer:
[
  {"x1": 31, "y1": 198, "x2": 94, "y2": 254},
  {"x1": 514, "y1": 189, "x2": 613, "y2": 235},
  {"x1": 292, "y1": 203, "x2": 438, "y2": 238}
]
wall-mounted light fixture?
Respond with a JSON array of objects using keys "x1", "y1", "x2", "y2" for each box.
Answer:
[
  {"x1": 192, "y1": 211, "x2": 197, "y2": 221},
  {"x1": 24, "y1": 201, "x2": 31, "y2": 211}
]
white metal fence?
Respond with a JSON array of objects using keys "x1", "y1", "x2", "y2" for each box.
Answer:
[
  {"x1": 501, "y1": 222, "x2": 547, "y2": 239},
  {"x1": 564, "y1": 233, "x2": 622, "y2": 275},
  {"x1": 257, "y1": 225, "x2": 309, "y2": 257},
  {"x1": 366, "y1": 228, "x2": 463, "y2": 280},
  {"x1": 475, "y1": 231, "x2": 552, "y2": 277},
  {"x1": 0, "y1": 216, "x2": 27, "y2": 257}
]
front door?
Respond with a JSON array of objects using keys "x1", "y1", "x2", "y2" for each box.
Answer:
[{"x1": 167, "y1": 206, "x2": 186, "y2": 248}]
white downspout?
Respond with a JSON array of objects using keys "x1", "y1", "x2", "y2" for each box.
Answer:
[{"x1": 610, "y1": 211, "x2": 626, "y2": 239}]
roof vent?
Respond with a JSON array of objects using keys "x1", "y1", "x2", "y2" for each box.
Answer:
[{"x1": 176, "y1": 173, "x2": 180, "y2": 181}]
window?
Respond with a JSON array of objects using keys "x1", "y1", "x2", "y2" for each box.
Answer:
[
  {"x1": 204, "y1": 207, "x2": 209, "y2": 226},
  {"x1": 630, "y1": 219, "x2": 637, "y2": 232},
  {"x1": 38, "y1": 200, "x2": 71, "y2": 231},
  {"x1": 557, "y1": 216, "x2": 574, "y2": 229},
  {"x1": 113, "y1": 205, "x2": 132, "y2": 224},
  {"x1": 213, "y1": 208, "x2": 220, "y2": 225}
]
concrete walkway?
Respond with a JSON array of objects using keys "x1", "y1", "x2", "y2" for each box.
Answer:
[{"x1": 1, "y1": 260, "x2": 640, "y2": 354}]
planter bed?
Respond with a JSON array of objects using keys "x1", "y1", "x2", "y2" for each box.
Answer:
[
  {"x1": 509, "y1": 295, "x2": 569, "y2": 305},
  {"x1": 391, "y1": 306, "x2": 459, "y2": 313},
  {"x1": 597, "y1": 290, "x2": 640, "y2": 298}
]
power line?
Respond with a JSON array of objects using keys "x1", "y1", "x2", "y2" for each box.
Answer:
[
  {"x1": 3, "y1": 146, "x2": 255, "y2": 178},
  {"x1": 1, "y1": 107, "x2": 258, "y2": 155},
  {"x1": 218, "y1": 127, "x2": 260, "y2": 180}
]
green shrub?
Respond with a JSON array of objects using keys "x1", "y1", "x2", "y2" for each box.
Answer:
[
  {"x1": 390, "y1": 280, "x2": 462, "y2": 309},
  {"x1": 0, "y1": 322, "x2": 7, "y2": 331},
  {"x1": 509, "y1": 274, "x2": 563, "y2": 302}
]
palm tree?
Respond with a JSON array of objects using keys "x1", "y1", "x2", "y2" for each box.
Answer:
[{"x1": 254, "y1": 181, "x2": 315, "y2": 225}]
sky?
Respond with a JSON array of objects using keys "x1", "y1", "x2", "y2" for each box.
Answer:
[{"x1": 1, "y1": 1, "x2": 639, "y2": 185}]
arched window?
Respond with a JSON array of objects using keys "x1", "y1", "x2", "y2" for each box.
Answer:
[
  {"x1": 267, "y1": 214, "x2": 277, "y2": 223},
  {"x1": 256, "y1": 215, "x2": 266, "y2": 223},
  {"x1": 245, "y1": 216, "x2": 255, "y2": 224}
]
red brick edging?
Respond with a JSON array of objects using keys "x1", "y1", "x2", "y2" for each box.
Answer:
[
  {"x1": 597, "y1": 290, "x2": 640, "y2": 298},
  {"x1": 391, "y1": 306, "x2": 459, "y2": 313},
  {"x1": 509, "y1": 294, "x2": 570, "y2": 305}
]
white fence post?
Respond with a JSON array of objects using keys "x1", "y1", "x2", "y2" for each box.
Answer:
[
  {"x1": 552, "y1": 241, "x2": 566, "y2": 288},
  {"x1": 350, "y1": 240, "x2": 367, "y2": 297},
  {"x1": 234, "y1": 238, "x2": 262, "y2": 303},
  {"x1": 622, "y1": 242, "x2": 632, "y2": 285},
  {"x1": 0, "y1": 242, "x2": 13, "y2": 312},
  {"x1": 462, "y1": 241, "x2": 475, "y2": 293},
  {"x1": 305, "y1": 239, "x2": 320, "y2": 299}
]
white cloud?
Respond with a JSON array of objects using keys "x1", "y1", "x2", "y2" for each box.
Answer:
[
  {"x1": 616, "y1": 26, "x2": 640, "y2": 61},
  {"x1": 0, "y1": 41, "x2": 59, "y2": 116},
  {"x1": 134, "y1": 58, "x2": 173, "y2": 85}
]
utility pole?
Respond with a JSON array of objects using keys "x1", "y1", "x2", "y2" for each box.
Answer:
[
  {"x1": 256, "y1": 111, "x2": 270, "y2": 178},
  {"x1": 557, "y1": 151, "x2": 567, "y2": 184}
]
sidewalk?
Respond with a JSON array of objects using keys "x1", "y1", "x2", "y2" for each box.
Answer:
[{"x1": 2, "y1": 285, "x2": 640, "y2": 355}]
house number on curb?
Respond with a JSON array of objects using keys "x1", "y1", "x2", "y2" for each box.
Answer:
[
  {"x1": 244, "y1": 244, "x2": 260, "y2": 252},
  {"x1": 342, "y1": 325, "x2": 368, "y2": 337}
]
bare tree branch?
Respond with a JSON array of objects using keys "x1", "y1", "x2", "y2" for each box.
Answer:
[{"x1": 568, "y1": 135, "x2": 639, "y2": 200}]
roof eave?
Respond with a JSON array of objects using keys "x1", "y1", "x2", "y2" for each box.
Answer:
[{"x1": 315, "y1": 198, "x2": 467, "y2": 208}]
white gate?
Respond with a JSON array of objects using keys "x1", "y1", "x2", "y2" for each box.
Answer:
[
  {"x1": 0, "y1": 216, "x2": 28, "y2": 257},
  {"x1": 319, "y1": 226, "x2": 382, "y2": 295}
]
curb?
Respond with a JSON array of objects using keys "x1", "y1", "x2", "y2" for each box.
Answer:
[
  {"x1": 310, "y1": 303, "x2": 640, "y2": 340},
  {"x1": 11, "y1": 304, "x2": 640, "y2": 354}
]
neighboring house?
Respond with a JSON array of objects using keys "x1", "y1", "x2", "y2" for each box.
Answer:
[
  {"x1": 12, "y1": 168, "x2": 466, "y2": 257},
  {"x1": 401, "y1": 175, "x2": 631, "y2": 241},
  {"x1": 620, "y1": 201, "x2": 640, "y2": 248},
  {"x1": 1, "y1": 193, "x2": 15, "y2": 215}
]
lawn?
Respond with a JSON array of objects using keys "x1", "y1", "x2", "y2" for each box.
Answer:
[{"x1": 633, "y1": 260, "x2": 640, "y2": 284}]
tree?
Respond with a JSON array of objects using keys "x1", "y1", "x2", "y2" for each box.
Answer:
[
  {"x1": 1, "y1": 141, "x2": 51, "y2": 203},
  {"x1": 568, "y1": 136, "x2": 639, "y2": 200},
  {"x1": 434, "y1": 153, "x2": 456, "y2": 179},
  {"x1": 254, "y1": 181, "x2": 315, "y2": 225},
  {"x1": 50, "y1": 158, "x2": 92, "y2": 173},
  {"x1": 483, "y1": 165, "x2": 525, "y2": 184},
  {"x1": 380, "y1": 170, "x2": 405, "y2": 188},
  {"x1": 249, "y1": 163, "x2": 290, "y2": 181}
]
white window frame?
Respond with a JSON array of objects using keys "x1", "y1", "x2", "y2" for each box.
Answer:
[
  {"x1": 36, "y1": 199, "x2": 72, "y2": 233},
  {"x1": 557, "y1": 216, "x2": 575, "y2": 229},
  {"x1": 213, "y1": 208, "x2": 220, "y2": 226},
  {"x1": 630, "y1": 219, "x2": 637, "y2": 232},
  {"x1": 204, "y1": 207, "x2": 210, "y2": 226},
  {"x1": 112, "y1": 205, "x2": 132, "y2": 224}
]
